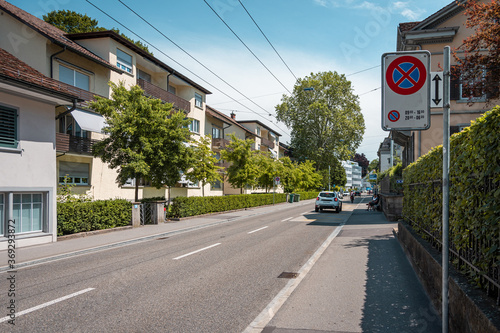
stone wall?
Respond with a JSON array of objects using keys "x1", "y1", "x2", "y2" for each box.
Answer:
[{"x1": 396, "y1": 222, "x2": 500, "y2": 333}]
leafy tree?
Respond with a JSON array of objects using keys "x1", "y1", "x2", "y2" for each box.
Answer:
[
  {"x1": 276, "y1": 71, "x2": 365, "y2": 171},
  {"x1": 279, "y1": 157, "x2": 299, "y2": 193},
  {"x1": 255, "y1": 152, "x2": 284, "y2": 193},
  {"x1": 220, "y1": 134, "x2": 259, "y2": 194},
  {"x1": 90, "y1": 82, "x2": 192, "y2": 201},
  {"x1": 368, "y1": 158, "x2": 379, "y2": 172},
  {"x1": 319, "y1": 157, "x2": 346, "y2": 190},
  {"x1": 185, "y1": 135, "x2": 222, "y2": 197},
  {"x1": 453, "y1": 0, "x2": 500, "y2": 103},
  {"x1": 43, "y1": 10, "x2": 152, "y2": 55},
  {"x1": 296, "y1": 160, "x2": 322, "y2": 191},
  {"x1": 352, "y1": 153, "x2": 369, "y2": 177}
]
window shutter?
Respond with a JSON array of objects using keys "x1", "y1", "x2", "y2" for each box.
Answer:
[
  {"x1": 450, "y1": 65, "x2": 460, "y2": 100},
  {"x1": 0, "y1": 106, "x2": 17, "y2": 148}
]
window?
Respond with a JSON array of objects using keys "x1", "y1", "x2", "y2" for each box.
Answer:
[
  {"x1": 138, "y1": 69, "x2": 151, "y2": 82},
  {"x1": 59, "y1": 65, "x2": 89, "y2": 91},
  {"x1": 0, "y1": 105, "x2": 17, "y2": 148},
  {"x1": 195, "y1": 93, "x2": 203, "y2": 108},
  {"x1": 59, "y1": 161, "x2": 89, "y2": 185},
  {"x1": 256, "y1": 127, "x2": 261, "y2": 136},
  {"x1": 59, "y1": 114, "x2": 87, "y2": 138},
  {"x1": 12, "y1": 193, "x2": 43, "y2": 233},
  {"x1": 168, "y1": 85, "x2": 176, "y2": 94},
  {"x1": 211, "y1": 180, "x2": 222, "y2": 190},
  {"x1": 451, "y1": 65, "x2": 486, "y2": 102},
  {"x1": 117, "y1": 49, "x2": 133, "y2": 74},
  {"x1": 212, "y1": 126, "x2": 221, "y2": 139},
  {"x1": 188, "y1": 119, "x2": 200, "y2": 133}
]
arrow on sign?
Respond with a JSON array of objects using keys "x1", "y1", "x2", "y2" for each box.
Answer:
[{"x1": 432, "y1": 74, "x2": 442, "y2": 106}]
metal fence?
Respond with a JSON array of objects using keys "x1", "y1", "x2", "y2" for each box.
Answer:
[
  {"x1": 406, "y1": 178, "x2": 499, "y2": 305},
  {"x1": 140, "y1": 202, "x2": 158, "y2": 225}
]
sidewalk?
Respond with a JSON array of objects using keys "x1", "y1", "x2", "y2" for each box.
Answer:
[
  {"x1": 0, "y1": 200, "x2": 313, "y2": 272},
  {"x1": 260, "y1": 200, "x2": 442, "y2": 333}
]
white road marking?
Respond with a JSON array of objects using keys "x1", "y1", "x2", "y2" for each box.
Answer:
[
  {"x1": 0, "y1": 288, "x2": 95, "y2": 323},
  {"x1": 248, "y1": 226, "x2": 269, "y2": 234},
  {"x1": 173, "y1": 243, "x2": 221, "y2": 260},
  {"x1": 281, "y1": 217, "x2": 293, "y2": 222}
]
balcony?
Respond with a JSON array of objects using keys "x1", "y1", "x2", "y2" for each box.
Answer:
[
  {"x1": 137, "y1": 78, "x2": 191, "y2": 113},
  {"x1": 261, "y1": 137, "x2": 275, "y2": 149},
  {"x1": 215, "y1": 161, "x2": 230, "y2": 168},
  {"x1": 56, "y1": 133, "x2": 98, "y2": 155},
  {"x1": 212, "y1": 138, "x2": 230, "y2": 149}
]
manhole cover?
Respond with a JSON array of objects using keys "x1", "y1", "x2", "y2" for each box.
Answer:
[{"x1": 278, "y1": 272, "x2": 299, "y2": 279}]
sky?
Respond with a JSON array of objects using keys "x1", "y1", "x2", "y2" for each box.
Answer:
[{"x1": 9, "y1": 0, "x2": 453, "y2": 161}]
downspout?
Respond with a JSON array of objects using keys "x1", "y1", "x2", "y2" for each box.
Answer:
[
  {"x1": 50, "y1": 46, "x2": 66, "y2": 78},
  {"x1": 166, "y1": 71, "x2": 175, "y2": 91},
  {"x1": 55, "y1": 99, "x2": 77, "y2": 120}
]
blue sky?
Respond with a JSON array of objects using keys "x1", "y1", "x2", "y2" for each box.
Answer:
[{"x1": 10, "y1": 0, "x2": 453, "y2": 161}]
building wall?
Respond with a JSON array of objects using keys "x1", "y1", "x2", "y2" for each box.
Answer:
[{"x1": 0, "y1": 92, "x2": 57, "y2": 248}]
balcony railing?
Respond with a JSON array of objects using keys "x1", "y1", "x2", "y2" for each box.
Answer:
[
  {"x1": 137, "y1": 78, "x2": 191, "y2": 113},
  {"x1": 56, "y1": 133, "x2": 98, "y2": 155},
  {"x1": 261, "y1": 137, "x2": 275, "y2": 149},
  {"x1": 212, "y1": 138, "x2": 230, "y2": 149}
]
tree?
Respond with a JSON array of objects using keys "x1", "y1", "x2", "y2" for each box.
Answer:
[
  {"x1": 220, "y1": 134, "x2": 259, "y2": 194},
  {"x1": 90, "y1": 82, "x2": 192, "y2": 202},
  {"x1": 43, "y1": 10, "x2": 153, "y2": 54},
  {"x1": 296, "y1": 160, "x2": 322, "y2": 191},
  {"x1": 185, "y1": 135, "x2": 222, "y2": 197},
  {"x1": 454, "y1": 0, "x2": 500, "y2": 103},
  {"x1": 276, "y1": 71, "x2": 365, "y2": 171},
  {"x1": 368, "y1": 158, "x2": 379, "y2": 172},
  {"x1": 352, "y1": 153, "x2": 369, "y2": 177},
  {"x1": 319, "y1": 158, "x2": 346, "y2": 190}
]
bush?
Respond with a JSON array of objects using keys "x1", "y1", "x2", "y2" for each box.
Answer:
[
  {"x1": 57, "y1": 199, "x2": 131, "y2": 236},
  {"x1": 167, "y1": 191, "x2": 318, "y2": 218}
]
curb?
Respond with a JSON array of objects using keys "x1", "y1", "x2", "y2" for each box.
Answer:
[{"x1": 57, "y1": 226, "x2": 134, "y2": 241}]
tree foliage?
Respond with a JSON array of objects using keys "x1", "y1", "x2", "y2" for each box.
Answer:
[
  {"x1": 43, "y1": 10, "x2": 153, "y2": 55},
  {"x1": 368, "y1": 158, "x2": 379, "y2": 172},
  {"x1": 454, "y1": 0, "x2": 500, "y2": 103},
  {"x1": 220, "y1": 134, "x2": 259, "y2": 193},
  {"x1": 352, "y1": 153, "x2": 369, "y2": 177},
  {"x1": 186, "y1": 135, "x2": 222, "y2": 197},
  {"x1": 276, "y1": 71, "x2": 365, "y2": 172},
  {"x1": 90, "y1": 82, "x2": 192, "y2": 201}
]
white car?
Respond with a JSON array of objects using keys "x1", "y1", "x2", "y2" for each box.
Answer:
[{"x1": 315, "y1": 191, "x2": 342, "y2": 213}]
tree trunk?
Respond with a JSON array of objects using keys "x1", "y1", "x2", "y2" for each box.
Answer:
[{"x1": 202, "y1": 181, "x2": 205, "y2": 197}]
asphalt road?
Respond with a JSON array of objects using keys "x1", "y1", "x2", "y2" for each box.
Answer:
[{"x1": 1, "y1": 199, "x2": 351, "y2": 333}]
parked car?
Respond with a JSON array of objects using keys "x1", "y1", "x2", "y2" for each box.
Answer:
[
  {"x1": 355, "y1": 191, "x2": 361, "y2": 196},
  {"x1": 343, "y1": 190, "x2": 350, "y2": 196},
  {"x1": 315, "y1": 191, "x2": 342, "y2": 213}
]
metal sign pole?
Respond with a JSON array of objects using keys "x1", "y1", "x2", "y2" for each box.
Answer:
[{"x1": 442, "y1": 46, "x2": 451, "y2": 333}]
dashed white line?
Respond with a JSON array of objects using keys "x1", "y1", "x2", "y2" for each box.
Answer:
[
  {"x1": 248, "y1": 226, "x2": 269, "y2": 234},
  {"x1": 281, "y1": 217, "x2": 293, "y2": 222},
  {"x1": 0, "y1": 288, "x2": 95, "y2": 323},
  {"x1": 173, "y1": 243, "x2": 221, "y2": 260}
]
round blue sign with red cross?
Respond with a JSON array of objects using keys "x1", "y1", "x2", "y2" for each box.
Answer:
[
  {"x1": 386, "y1": 55, "x2": 427, "y2": 95},
  {"x1": 388, "y1": 110, "x2": 400, "y2": 122}
]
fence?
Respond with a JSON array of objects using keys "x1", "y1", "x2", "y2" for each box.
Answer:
[
  {"x1": 405, "y1": 178, "x2": 499, "y2": 305},
  {"x1": 139, "y1": 201, "x2": 166, "y2": 225}
]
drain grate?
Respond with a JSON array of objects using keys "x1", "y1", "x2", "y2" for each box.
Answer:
[{"x1": 278, "y1": 272, "x2": 299, "y2": 279}]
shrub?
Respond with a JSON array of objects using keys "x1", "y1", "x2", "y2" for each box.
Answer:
[{"x1": 57, "y1": 199, "x2": 131, "y2": 236}]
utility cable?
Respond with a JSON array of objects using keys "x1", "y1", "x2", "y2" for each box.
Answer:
[
  {"x1": 238, "y1": 0, "x2": 297, "y2": 81},
  {"x1": 203, "y1": 0, "x2": 292, "y2": 95},
  {"x1": 86, "y1": 0, "x2": 288, "y2": 134}
]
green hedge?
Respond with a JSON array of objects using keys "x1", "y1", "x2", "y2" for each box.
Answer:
[
  {"x1": 57, "y1": 199, "x2": 131, "y2": 236},
  {"x1": 167, "y1": 191, "x2": 318, "y2": 218},
  {"x1": 403, "y1": 106, "x2": 500, "y2": 282}
]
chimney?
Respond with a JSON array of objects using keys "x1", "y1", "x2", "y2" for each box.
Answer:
[{"x1": 230, "y1": 112, "x2": 236, "y2": 119}]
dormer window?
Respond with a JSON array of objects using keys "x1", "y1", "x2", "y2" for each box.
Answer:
[{"x1": 117, "y1": 49, "x2": 132, "y2": 74}]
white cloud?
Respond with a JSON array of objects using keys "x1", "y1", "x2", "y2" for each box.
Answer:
[{"x1": 313, "y1": 0, "x2": 328, "y2": 7}]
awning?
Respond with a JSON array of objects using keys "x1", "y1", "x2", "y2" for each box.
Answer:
[
  {"x1": 268, "y1": 147, "x2": 277, "y2": 159},
  {"x1": 71, "y1": 109, "x2": 105, "y2": 133}
]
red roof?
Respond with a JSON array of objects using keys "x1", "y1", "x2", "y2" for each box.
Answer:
[
  {"x1": 0, "y1": 0, "x2": 117, "y2": 71},
  {"x1": 399, "y1": 21, "x2": 421, "y2": 32},
  {"x1": 0, "y1": 48, "x2": 83, "y2": 100}
]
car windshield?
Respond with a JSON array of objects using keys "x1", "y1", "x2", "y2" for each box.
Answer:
[{"x1": 319, "y1": 192, "x2": 335, "y2": 198}]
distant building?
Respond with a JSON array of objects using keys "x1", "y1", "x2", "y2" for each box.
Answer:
[
  {"x1": 377, "y1": 137, "x2": 403, "y2": 173},
  {"x1": 342, "y1": 161, "x2": 362, "y2": 189}
]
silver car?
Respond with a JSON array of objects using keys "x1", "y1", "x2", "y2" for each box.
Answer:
[{"x1": 315, "y1": 191, "x2": 342, "y2": 213}]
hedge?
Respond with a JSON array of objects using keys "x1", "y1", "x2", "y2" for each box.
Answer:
[
  {"x1": 167, "y1": 191, "x2": 319, "y2": 218},
  {"x1": 403, "y1": 106, "x2": 499, "y2": 284},
  {"x1": 57, "y1": 199, "x2": 131, "y2": 236}
]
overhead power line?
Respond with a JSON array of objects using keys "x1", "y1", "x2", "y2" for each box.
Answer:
[
  {"x1": 85, "y1": 0, "x2": 288, "y2": 134},
  {"x1": 346, "y1": 65, "x2": 380, "y2": 77},
  {"x1": 203, "y1": 0, "x2": 292, "y2": 95},
  {"x1": 238, "y1": 0, "x2": 298, "y2": 82}
]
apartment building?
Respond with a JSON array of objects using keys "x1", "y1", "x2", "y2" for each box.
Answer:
[
  {"x1": 342, "y1": 161, "x2": 362, "y2": 189},
  {"x1": 394, "y1": 0, "x2": 498, "y2": 164}
]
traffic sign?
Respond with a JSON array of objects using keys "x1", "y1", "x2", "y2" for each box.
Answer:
[
  {"x1": 431, "y1": 72, "x2": 443, "y2": 108},
  {"x1": 382, "y1": 51, "x2": 431, "y2": 131}
]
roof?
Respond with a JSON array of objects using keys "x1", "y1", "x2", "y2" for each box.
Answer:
[
  {"x1": 69, "y1": 31, "x2": 212, "y2": 95},
  {"x1": 206, "y1": 106, "x2": 256, "y2": 137},
  {"x1": 0, "y1": 48, "x2": 82, "y2": 101},
  {"x1": 237, "y1": 120, "x2": 282, "y2": 137},
  {"x1": 399, "y1": 21, "x2": 421, "y2": 32},
  {"x1": 0, "y1": 0, "x2": 119, "y2": 72}
]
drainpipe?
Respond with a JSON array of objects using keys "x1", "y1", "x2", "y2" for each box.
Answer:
[
  {"x1": 55, "y1": 99, "x2": 77, "y2": 120},
  {"x1": 50, "y1": 46, "x2": 66, "y2": 78},
  {"x1": 167, "y1": 71, "x2": 175, "y2": 91}
]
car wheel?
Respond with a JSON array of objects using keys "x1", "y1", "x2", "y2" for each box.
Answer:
[
  {"x1": 319, "y1": 207, "x2": 323, "y2": 212},
  {"x1": 339, "y1": 204, "x2": 342, "y2": 212},
  {"x1": 315, "y1": 207, "x2": 319, "y2": 212},
  {"x1": 336, "y1": 206, "x2": 340, "y2": 213}
]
